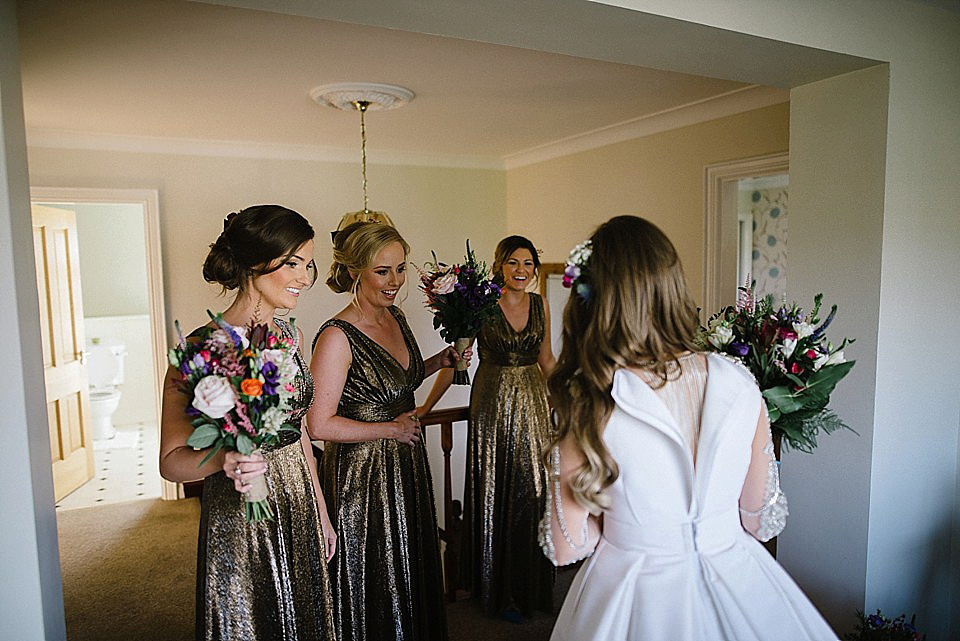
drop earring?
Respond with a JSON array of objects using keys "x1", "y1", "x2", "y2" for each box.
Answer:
[{"x1": 251, "y1": 291, "x2": 263, "y2": 325}]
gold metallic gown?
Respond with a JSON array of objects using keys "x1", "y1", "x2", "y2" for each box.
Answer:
[
  {"x1": 464, "y1": 292, "x2": 555, "y2": 616},
  {"x1": 195, "y1": 318, "x2": 335, "y2": 641},
  {"x1": 319, "y1": 306, "x2": 448, "y2": 641}
]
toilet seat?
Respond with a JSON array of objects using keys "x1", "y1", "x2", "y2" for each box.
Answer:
[{"x1": 90, "y1": 389, "x2": 121, "y2": 402}]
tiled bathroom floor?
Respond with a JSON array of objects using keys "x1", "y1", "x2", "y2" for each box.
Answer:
[{"x1": 56, "y1": 421, "x2": 162, "y2": 510}]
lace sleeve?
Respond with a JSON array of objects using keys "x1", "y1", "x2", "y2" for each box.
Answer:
[
  {"x1": 539, "y1": 445, "x2": 599, "y2": 566},
  {"x1": 738, "y1": 403, "x2": 788, "y2": 542}
]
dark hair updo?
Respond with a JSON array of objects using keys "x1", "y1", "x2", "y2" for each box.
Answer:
[
  {"x1": 492, "y1": 235, "x2": 540, "y2": 286},
  {"x1": 202, "y1": 204, "x2": 317, "y2": 292}
]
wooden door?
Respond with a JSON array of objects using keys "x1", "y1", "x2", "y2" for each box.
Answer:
[{"x1": 32, "y1": 203, "x2": 94, "y2": 500}]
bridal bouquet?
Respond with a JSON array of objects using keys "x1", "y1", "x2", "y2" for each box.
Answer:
[
  {"x1": 168, "y1": 311, "x2": 302, "y2": 521},
  {"x1": 699, "y1": 284, "x2": 855, "y2": 453},
  {"x1": 419, "y1": 240, "x2": 502, "y2": 384}
]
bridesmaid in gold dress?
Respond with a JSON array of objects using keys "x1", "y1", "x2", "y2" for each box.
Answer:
[
  {"x1": 419, "y1": 235, "x2": 557, "y2": 622},
  {"x1": 307, "y1": 221, "x2": 467, "y2": 641},
  {"x1": 159, "y1": 205, "x2": 336, "y2": 641}
]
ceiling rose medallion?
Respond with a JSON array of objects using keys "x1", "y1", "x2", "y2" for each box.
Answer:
[{"x1": 310, "y1": 83, "x2": 415, "y2": 231}]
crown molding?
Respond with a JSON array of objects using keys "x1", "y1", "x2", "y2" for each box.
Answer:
[
  {"x1": 26, "y1": 84, "x2": 788, "y2": 172},
  {"x1": 502, "y1": 85, "x2": 789, "y2": 170},
  {"x1": 24, "y1": 129, "x2": 505, "y2": 171}
]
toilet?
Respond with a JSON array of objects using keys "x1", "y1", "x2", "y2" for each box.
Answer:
[{"x1": 87, "y1": 336, "x2": 127, "y2": 441}]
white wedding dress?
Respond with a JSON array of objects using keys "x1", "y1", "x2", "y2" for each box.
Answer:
[{"x1": 542, "y1": 353, "x2": 838, "y2": 641}]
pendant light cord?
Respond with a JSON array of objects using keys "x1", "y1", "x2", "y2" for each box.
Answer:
[{"x1": 354, "y1": 100, "x2": 370, "y2": 212}]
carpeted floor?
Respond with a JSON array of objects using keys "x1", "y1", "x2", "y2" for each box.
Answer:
[{"x1": 57, "y1": 498, "x2": 574, "y2": 641}]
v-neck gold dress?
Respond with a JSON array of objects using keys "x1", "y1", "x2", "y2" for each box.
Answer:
[
  {"x1": 318, "y1": 306, "x2": 448, "y2": 641},
  {"x1": 194, "y1": 317, "x2": 336, "y2": 641},
  {"x1": 464, "y1": 293, "x2": 555, "y2": 616}
]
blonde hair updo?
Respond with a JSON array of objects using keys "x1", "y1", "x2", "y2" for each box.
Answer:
[{"x1": 326, "y1": 221, "x2": 411, "y2": 295}]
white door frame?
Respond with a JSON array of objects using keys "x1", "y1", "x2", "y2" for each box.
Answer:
[
  {"x1": 702, "y1": 152, "x2": 789, "y2": 315},
  {"x1": 30, "y1": 187, "x2": 177, "y2": 500}
]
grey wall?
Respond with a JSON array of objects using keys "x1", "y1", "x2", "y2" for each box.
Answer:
[
  {"x1": 778, "y1": 64, "x2": 888, "y2": 627},
  {"x1": 0, "y1": 0, "x2": 66, "y2": 638}
]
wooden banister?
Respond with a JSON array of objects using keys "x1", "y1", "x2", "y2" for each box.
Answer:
[{"x1": 419, "y1": 406, "x2": 469, "y2": 601}]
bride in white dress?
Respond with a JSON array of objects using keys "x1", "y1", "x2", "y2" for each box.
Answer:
[{"x1": 540, "y1": 215, "x2": 838, "y2": 641}]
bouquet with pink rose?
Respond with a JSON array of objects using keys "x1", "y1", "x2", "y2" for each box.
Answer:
[
  {"x1": 168, "y1": 311, "x2": 302, "y2": 521},
  {"x1": 419, "y1": 240, "x2": 502, "y2": 384},
  {"x1": 698, "y1": 284, "x2": 856, "y2": 453}
]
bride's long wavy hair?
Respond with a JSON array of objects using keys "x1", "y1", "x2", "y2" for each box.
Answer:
[{"x1": 546, "y1": 215, "x2": 701, "y2": 514}]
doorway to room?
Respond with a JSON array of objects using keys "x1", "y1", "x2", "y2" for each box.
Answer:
[
  {"x1": 703, "y1": 152, "x2": 789, "y2": 312},
  {"x1": 31, "y1": 187, "x2": 174, "y2": 508}
]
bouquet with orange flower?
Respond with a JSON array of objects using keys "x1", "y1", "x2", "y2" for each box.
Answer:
[{"x1": 168, "y1": 311, "x2": 302, "y2": 521}]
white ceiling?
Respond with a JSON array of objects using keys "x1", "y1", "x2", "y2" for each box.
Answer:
[{"x1": 16, "y1": 0, "x2": 872, "y2": 167}]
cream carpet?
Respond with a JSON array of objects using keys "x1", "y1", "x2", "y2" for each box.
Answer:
[{"x1": 57, "y1": 497, "x2": 573, "y2": 641}]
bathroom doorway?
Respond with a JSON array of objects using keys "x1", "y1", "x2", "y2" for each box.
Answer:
[{"x1": 31, "y1": 187, "x2": 174, "y2": 507}]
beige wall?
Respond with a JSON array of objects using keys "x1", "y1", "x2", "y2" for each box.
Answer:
[
  {"x1": 67, "y1": 202, "x2": 149, "y2": 316},
  {"x1": 506, "y1": 102, "x2": 790, "y2": 306},
  {"x1": 26, "y1": 146, "x2": 506, "y2": 523},
  {"x1": 25, "y1": 148, "x2": 507, "y2": 355}
]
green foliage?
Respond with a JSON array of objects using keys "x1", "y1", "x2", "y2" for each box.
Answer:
[{"x1": 699, "y1": 286, "x2": 856, "y2": 453}]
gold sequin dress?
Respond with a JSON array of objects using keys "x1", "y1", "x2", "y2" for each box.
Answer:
[
  {"x1": 319, "y1": 306, "x2": 448, "y2": 641},
  {"x1": 464, "y1": 292, "x2": 555, "y2": 616},
  {"x1": 195, "y1": 318, "x2": 336, "y2": 641}
]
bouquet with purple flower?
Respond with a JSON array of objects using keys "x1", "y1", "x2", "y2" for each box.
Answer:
[
  {"x1": 699, "y1": 283, "x2": 855, "y2": 453},
  {"x1": 844, "y1": 610, "x2": 925, "y2": 641},
  {"x1": 168, "y1": 311, "x2": 302, "y2": 521},
  {"x1": 419, "y1": 240, "x2": 502, "y2": 384}
]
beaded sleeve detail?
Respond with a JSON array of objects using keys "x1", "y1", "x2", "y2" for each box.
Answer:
[
  {"x1": 739, "y1": 438, "x2": 789, "y2": 542},
  {"x1": 538, "y1": 446, "x2": 595, "y2": 566}
]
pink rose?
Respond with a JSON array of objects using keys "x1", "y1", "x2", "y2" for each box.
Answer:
[
  {"x1": 191, "y1": 375, "x2": 237, "y2": 419},
  {"x1": 432, "y1": 272, "x2": 458, "y2": 295}
]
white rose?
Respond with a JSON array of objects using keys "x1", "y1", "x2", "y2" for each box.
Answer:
[
  {"x1": 780, "y1": 337, "x2": 798, "y2": 359},
  {"x1": 432, "y1": 272, "x2": 458, "y2": 295},
  {"x1": 707, "y1": 325, "x2": 734, "y2": 349},
  {"x1": 261, "y1": 406, "x2": 286, "y2": 436},
  {"x1": 793, "y1": 321, "x2": 814, "y2": 339},
  {"x1": 191, "y1": 375, "x2": 237, "y2": 419}
]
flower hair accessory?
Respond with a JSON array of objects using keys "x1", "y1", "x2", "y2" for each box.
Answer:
[{"x1": 562, "y1": 239, "x2": 593, "y2": 300}]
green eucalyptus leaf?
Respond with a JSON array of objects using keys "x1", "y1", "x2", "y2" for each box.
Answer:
[
  {"x1": 236, "y1": 432, "x2": 254, "y2": 455},
  {"x1": 187, "y1": 424, "x2": 222, "y2": 449}
]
